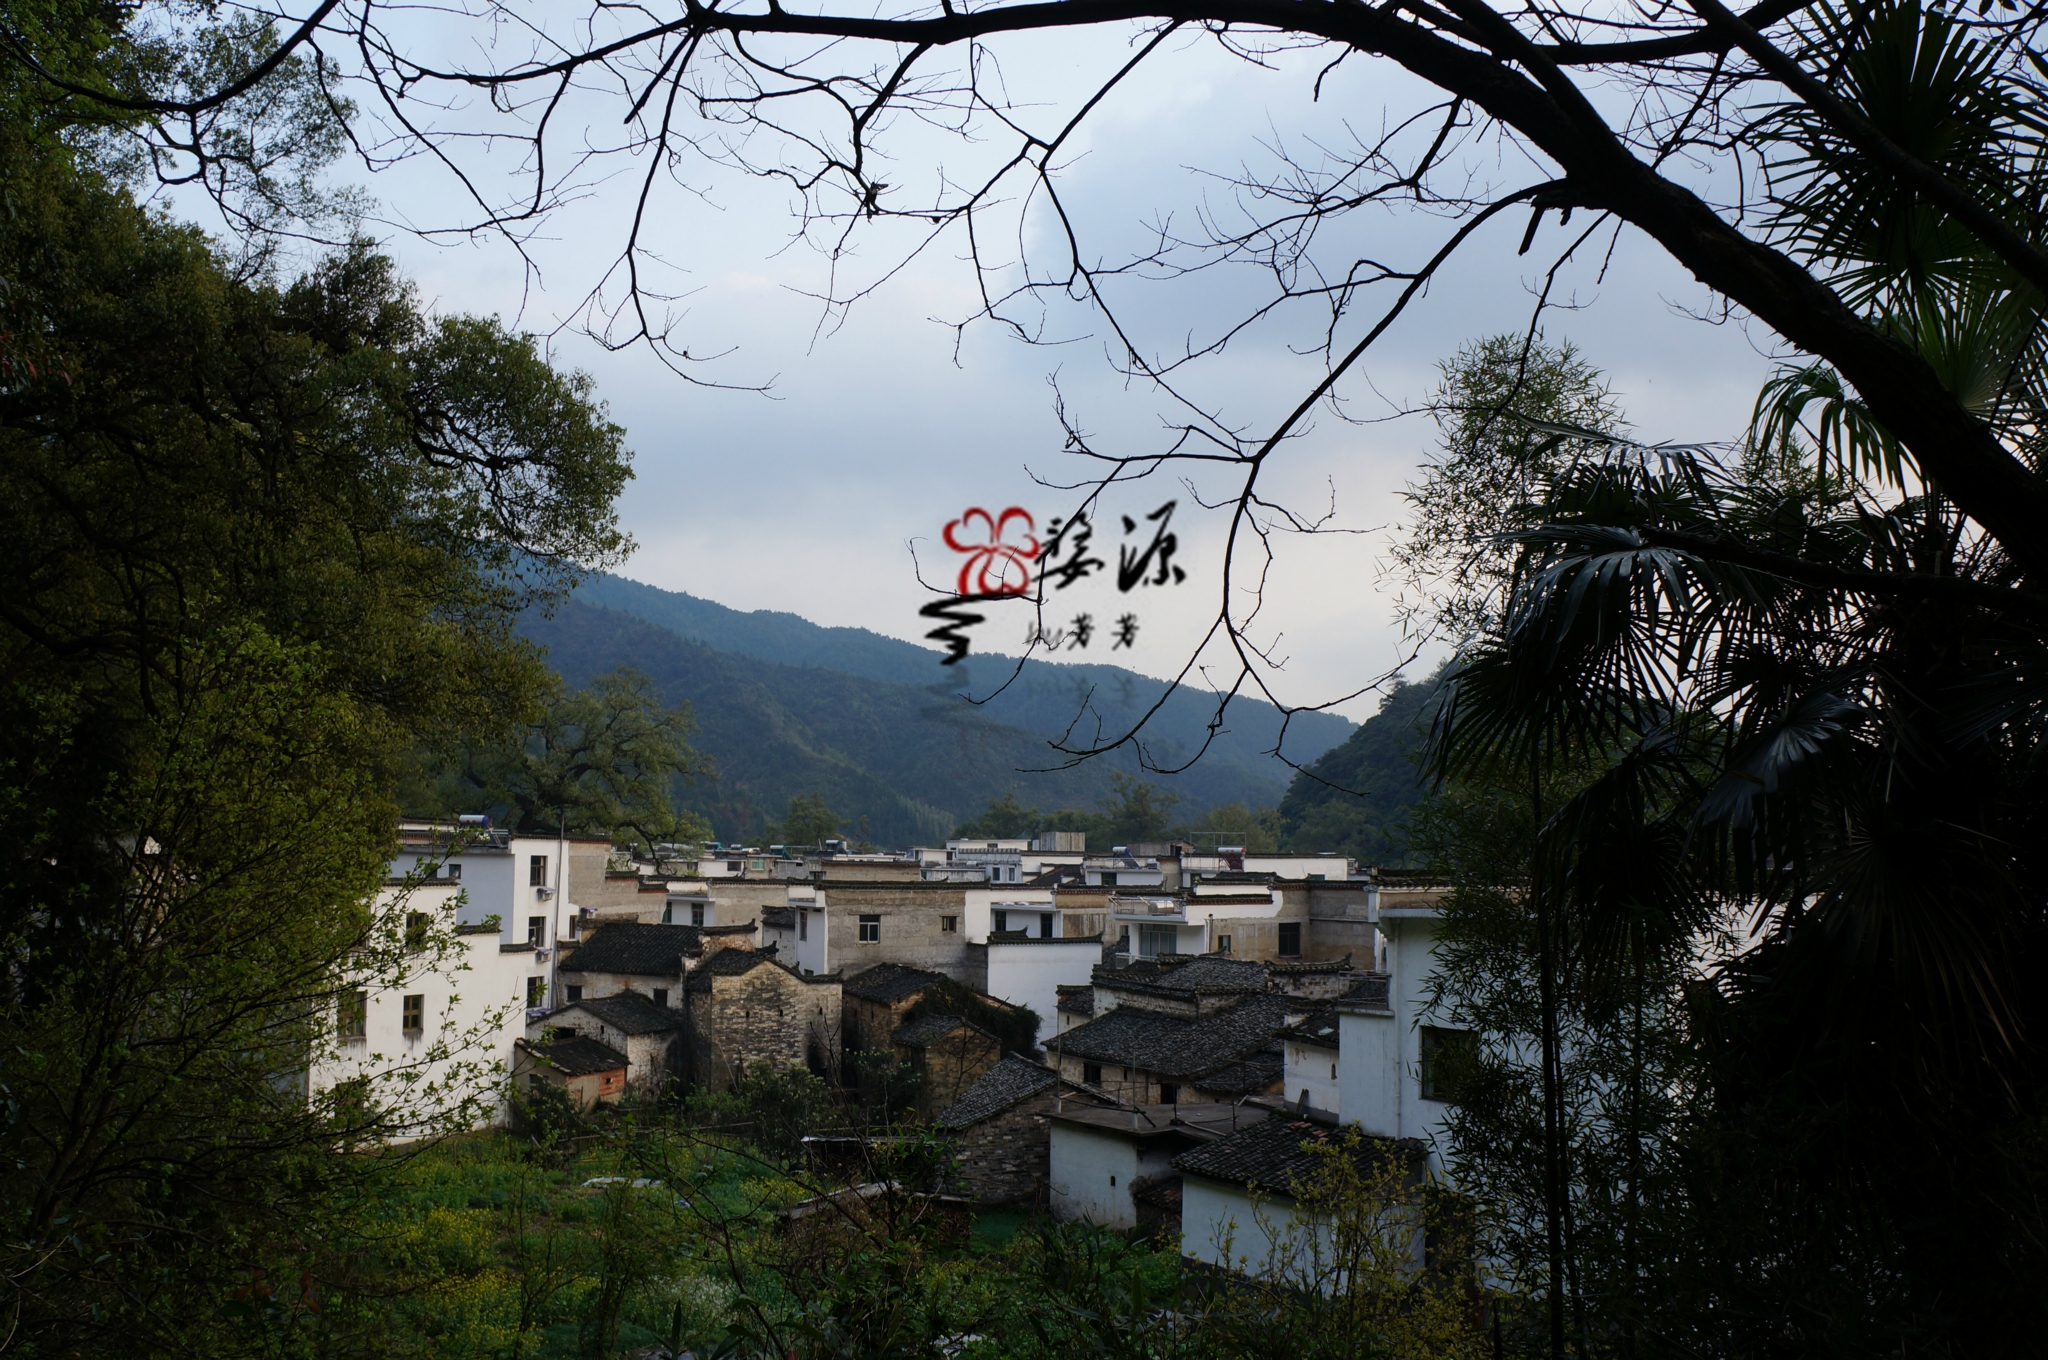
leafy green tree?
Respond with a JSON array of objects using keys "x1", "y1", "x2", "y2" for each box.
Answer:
[
  {"x1": 1427, "y1": 8, "x2": 2048, "y2": 1348},
  {"x1": 415, "y1": 667, "x2": 710, "y2": 850},
  {"x1": 1277, "y1": 673, "x2": 1443, "y2": 864},
  {"x1": 1099, "y1": 773, "x2": 1180, "y2": 845},
  {"x1": 0, "y1": 125, "x2": 631, "y2": 1355},
  {"x1": 778, "y1": 791, "x2": 844, "y2": 848},
  {"x1": 1176, "y1": 801, "x2": 1281, "y2": 852},
  {"x1": 953, "y1": 792, "x2": 1040, "y2": 839}
]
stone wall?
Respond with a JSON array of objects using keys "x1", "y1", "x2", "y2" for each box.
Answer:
[
  {"x1": 902, "y1": 1026, "x2": 1001, "y2": 1118},
  {"x1": 690, "y1": 963, "x2": 842, "y2": 1091},
  {"x1": 948, "y1": 1084, "x2": 1066, "y2": 1204},
  {"x1": 824, "y1": 883, "x2": 974, "y2": 978},
  {"x1": 843, "y1": 990, "x2": 928, "y2": 1054}
]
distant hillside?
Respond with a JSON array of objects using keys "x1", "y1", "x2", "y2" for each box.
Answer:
[
  {"x1": 524, "y1": 600, "x2": 1331, "y2": 846},
  {"x1": 1278, "y1": 673, "x2": 1444, "y2": 864},
  {"x1": 573, "y1": 572, "x2": 1354, "y2": 787}
]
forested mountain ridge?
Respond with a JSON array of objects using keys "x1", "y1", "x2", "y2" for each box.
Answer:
[
  {"x1": 522, "y1": 598, "x2": 1352, "y2": 845},
  {"x1": 1277, "y1": 673, "x2": 1442, "y2": 864},
  {"x1": 573, "y1": 572, "x2": 1353, "y2": 771}
]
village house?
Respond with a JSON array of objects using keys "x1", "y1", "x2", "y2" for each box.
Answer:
[
  {"x1": 514, "y1": 1034, "x2": 629, "y2": 1110},
  {"x1": 684, "y1": 946, "x2": 843, "y2": 1090},
  {"x1": 937, "y1": 1056, "x2": 1108, "y2": 1204},
  {"x1": 310, "y1": 865, "x2": 534, "y2": 1138},
  {"x1": 1047, "y1": 1100, "x2": 1267, "y2": 1236},
  {"x1": 540, "y1": 990, "x2": 689, "y2": 1095},
  {"x1": 890, "y1": 1013, "x2": 1002, "y2": 1117},
  {"x1": 1173, "y1": 875, "x2": 1454, "y2": 1284},
  {"x1": 554, "y1": 920, "x2": 758, "y2": 1008},
  {"x1": 840, "y1": 962, "x2": 953, "y2": 1053},
  {"x1": 1172, "y1": 1113, "x2": 1428, "y2": 1282},
  {"x1": 1044, "y1": 954, "x2": 1374, "y2": 1106}
]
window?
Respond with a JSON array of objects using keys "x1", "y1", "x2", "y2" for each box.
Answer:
[
  {"x1": 527, "y1": 915, "x2": 546, "y2": 947},
  {"x1": 1216, "y1": 933, "x2": 1232, "y2": 954},
  {"x1": 726, "y1": 859, "x2": 742, "y2": 872},
  {"x1": 1100, "y1": 872, "x2": 1118, "y2": 887},
  {"x1": 338, "y1": 991, "x2": 367, "y2": 1039},
  {"x1": 653, "y1": 988, "x2": 669, "y2": 1008},
  {"x1": 529, "y1": 854, "x2": 548, "y2": 886},
  {"x1": 1331, "y1": 1062, "x2": 1339, "y2": 1079},
  {"x1": 405, "y1": 912, "x2": 430, "y2": 951},
  {"x1": 1420, "y1": 1026, "x2": 1478, "y2": 1102},
  {"x1": 992, "y1": 909, "x2": 1008, "y2": 933},
  {"x1": 446, "y1": 862, "x2": 461, "y2": 880},
  {"x1": 858, "y1": 914, "x2": 881, "y2": 943},
  {"x1": 1138, "y1": 924, "x2": 1175, "y2": 958},
  {"x1": 526, "y1": 977, "x2": 546, "y2": 1008},
  {"x1": 662, "y1": 903, "x2": 673, "y2": 924},
  {"x1": 1278, "y1": 921, "x2": 1302, "y2": 957},
  {"x1": 566, "y1": 913, "x2": 580, "y2": 938},
  {"x1": 402, "y1": 994, "x2": 424, "y2": 1034},
  {"x1": 691, "y1": 902, "x2": 705, "y2": 927},
  {"x1": 798, "y1": 911, "x2": 808, "y2": 941},
  {"x1": 565, "y1": 984, "x2": 583, "y2": 1003},
  {"x1": 940, "y1": 915, "x2": 958, "y2": 933},
  {"x1": 1159, "y1": 1083, "x2": 1178, "y2": 1104},
  {"x1": 1039, "y1": 912, "x2": 1055, "y2": 938},
  {"x1": 1083, "y1": 1062, "x2": 1102, "y2": 1085}
]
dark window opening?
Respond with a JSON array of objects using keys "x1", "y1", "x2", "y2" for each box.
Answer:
[
  {"x1": 1420, "y1": 1025, "x2": 1478, "y2": 1102},
  {"x1": 565, "y1": 984, "x2": 583, "y2": 1003},
  {"x1": 527, "y1": 915, "x2": 545, "y2": 947},
  {"x1": 653, "y1": 988, "x2": 669, "y2": 1008},
  {"x1": 691, "y1": 902, "x2": 706, "y2": 926},
  {"x1": 525, "y1": 977, "x2": 546, "y2": 1008},
  {"x1": 941, "y1": 915, "x2": 958, "y2": 933},
  {"x1": 447, "y1": 862, "x2": 461, "y2": 880},
  {"x1": 1083, "y1": 1062, "x2": 1102, "y2": 1085},
  {"x1": 992, "y1": 910, "x2": 1008, "y2": 933},
  {"x1": 662, "y1": 903, "x2": 673, "y2": 923},
  {"x1": 339, "y1": 991, "x2": 367, "y2": 1039},
  {"x1": 858, "y1": 914, "x2": 881, "y2": 943},
  {"x1": 1216, "y1": 933, "x2": 1232, "y2": 954},
  {"x1": 1278, "y1": 921, "x2": 1302, "y2": 957},
  {"x1": 799, "y1": 912, "x2": 807, "y2": 941},
  {"x1": 1040, "y1": 912, "x2": 1055, "y2": 938},
  {"x1": 529, "y1": 854, "x2": 548, "y2": 886},
  {"x1": 1159, "y1": 1083, "x2": 1178, "y2": 1104},
  {"x1": 402, "y1": 994, "x2": 424, "y2": 1033},
  {"x1": 1100, "y1": 872, "x2": 1118, "y2": 887},
  {"x1": 405, "y1": 912, "x2": 430, "y2": 952}
]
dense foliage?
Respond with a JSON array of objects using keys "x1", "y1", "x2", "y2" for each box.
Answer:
[{"x1": 0, "y1": 30, "x2": 633, "y2": 1349}]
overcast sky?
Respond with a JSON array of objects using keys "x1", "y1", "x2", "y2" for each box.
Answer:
[{"x1": 240, "y1": 18, "x2": 1781, "y2": 720}]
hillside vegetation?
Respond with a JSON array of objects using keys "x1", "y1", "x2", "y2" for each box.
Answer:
[{"x1": 527, "y1": 588, "x2": 1361, "y2": 845}]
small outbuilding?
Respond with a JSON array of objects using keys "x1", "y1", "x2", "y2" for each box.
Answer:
[
  {"x1": 515, "y1": 1035, "x2": 629, "y2": 1110},
  {"x1": 937, "y1": 1055, "x2": 1109, "y2": 1204}
]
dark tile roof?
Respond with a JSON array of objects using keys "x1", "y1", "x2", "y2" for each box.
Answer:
[
  {"x1": 1190, "y1": 1048, "x2": 1283, "y2": 1097},
  {"x1": 1278, "y1": 1010, "x2": 1340, "y2": 1050},
  {"x1": 1173, "y1": 1116, "x2": 1418, "y2": 1191},
  {"x1": 521, "y1": 1035, "x2": 628, "y2": 1077},
  {"x1": 1056, "y1": 987, "x2": 1095, "y2": 1018},
  {"x1": 1130, "y1": 1174, "x2": 1183, "y2": 1211},
  {"x1": 843, "y1": 962, "x2": 947, "y2": 1003},
  {"x1": 562, "y1": 922, "x2": 709, "y2": 976},
  {"x1": 562, "y1": 990, "x2": 686, "y2": 1034},
  {"x1": 683, "y1": 945, "x2": 782, "y2": 991},
  {"x1": 1097, "y1": 955, "x2": 1270, "y2": 995},
  {"x1": 1048, "y1": 993, "x2": 1292, "y2": 1080},
  {"x1": 892, "y1": 1013, "x2": 973, "y2": 1048},
  {"x1": 937, "y1": 1055, "x2": 1061, "y2": 1129},
  {"x1": 1280, "y1": 974, "x2": 1389, "y2": 1049},
  {"x1": 762, "y1": 907, "x2": 796, "y2": 928}
]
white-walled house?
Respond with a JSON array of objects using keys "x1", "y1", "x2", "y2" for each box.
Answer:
[
  {"x1": 1175, "y1": 879, "x2": 1451, "y2": 1280},
  {"x1": 309, "y1": 877, "x2": 531, "y2": 1138},
  {"x1": 965, "y1": 935, "x2": 1103, "y2": 1034},
  {"x1": 1049, "y1": 1102, "x2": 1256, "y2": 1230}
]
